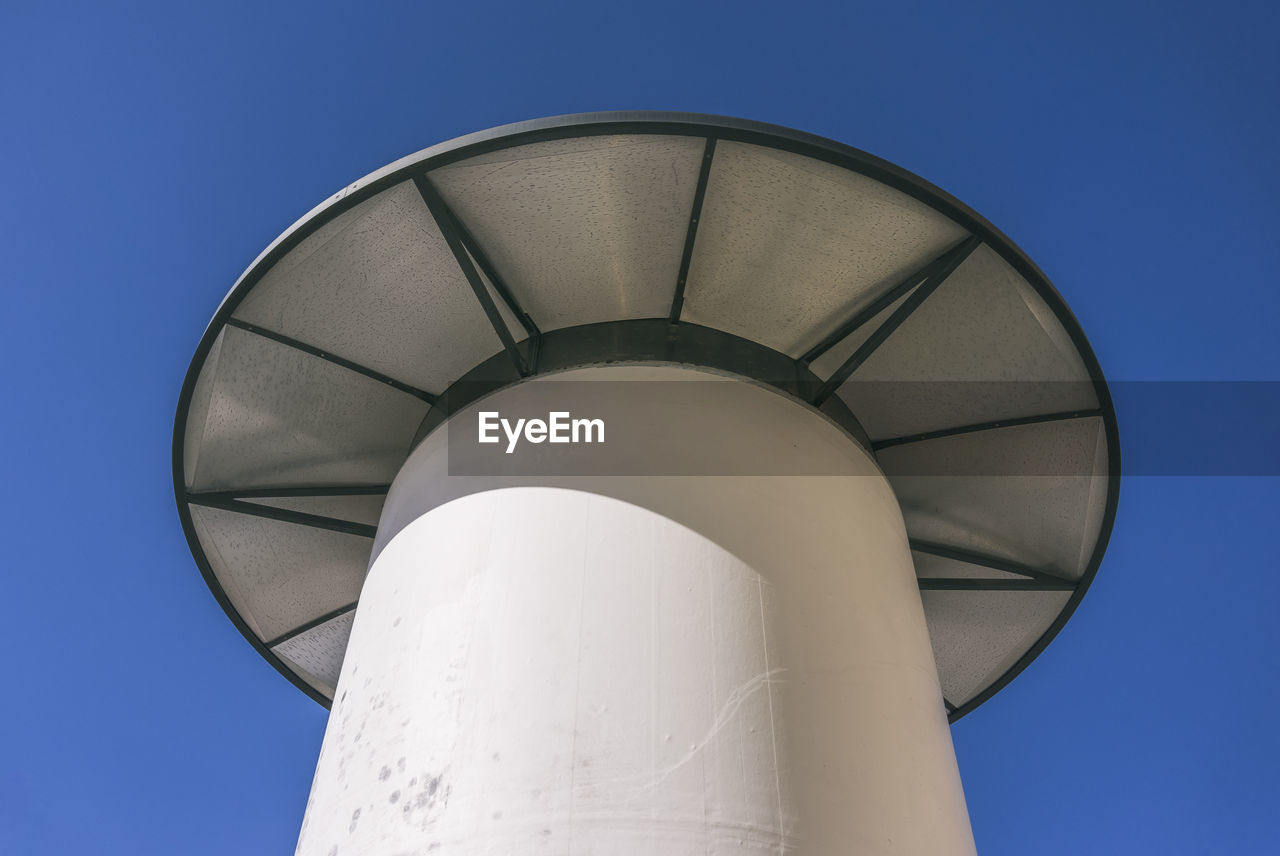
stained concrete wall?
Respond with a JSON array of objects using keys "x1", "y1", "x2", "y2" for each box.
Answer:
[{"x1": 296, "y1": 366, "x2": 975, "y2": 855}]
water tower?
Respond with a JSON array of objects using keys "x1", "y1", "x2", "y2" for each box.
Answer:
[{"x1": 174, "y1": 113, "x2": 1118, "y2": 854}]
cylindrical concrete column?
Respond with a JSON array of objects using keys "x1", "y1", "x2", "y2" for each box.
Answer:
[{"x1": 295, "y1": 367, "x2": 975, "y2": 855}]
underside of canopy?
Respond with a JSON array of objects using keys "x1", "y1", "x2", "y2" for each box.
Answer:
[{"x1": 174, "y1": 113, "x2": 1119, "y2": 722}]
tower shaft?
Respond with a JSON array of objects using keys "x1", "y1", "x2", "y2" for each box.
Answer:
[{"x1": 295, "y1": 369, "x2": 975, "y2": 855}]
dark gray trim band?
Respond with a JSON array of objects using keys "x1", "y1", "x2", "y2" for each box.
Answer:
[{"x1": 409, "y1": 318, "x2": 873, "y2": 453}]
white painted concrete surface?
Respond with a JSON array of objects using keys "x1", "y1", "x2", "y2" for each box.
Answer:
[{"x1": 295, "y1": 367, "x2": 976, "y2": 855}]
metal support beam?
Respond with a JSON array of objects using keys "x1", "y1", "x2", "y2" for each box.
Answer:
[
  {"x1": 265, "y1": 602, "x2": 359, "y2": 649},
  {"x1": 224, "y1": 318, "x2": 436, "y2": 403},
  {"x1": 414, "y1": 174, "x2": 534, "y2": 376},
  {"x1": 917, "y1": 578, "x2": 1076, "y2": 591},
  {"x1": 669, "y1": 137, "x2": 717, "y2": 323},
  {"x1": 187, "y1": 493, "x2": 377, "y2": 539},
  {"x1": 435, "y1": 184, "x2": 541, "y2": 375},
  {"x1": 810, "y1": 236, "x2": 981, "y2": 406},
  {"x1": 802, "y1": 238, "x2": 977, "y2": 365},
  {"x1": 910, "y1": 539, "x2": 1076, "y2": 586},
  {"x1": 873, "y1": 408, "x2": 1104, "y2": 451},
  {"x1": 194, "y1": 485, "x2": 391, "y2": 500},
  {"x1": 449, "y1": 207, "x2": 540, "y2": 340}
]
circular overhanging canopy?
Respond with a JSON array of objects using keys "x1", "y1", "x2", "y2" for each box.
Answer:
[{"x1": 174, "y1": 112, "x2": 1119, "y2": 722}]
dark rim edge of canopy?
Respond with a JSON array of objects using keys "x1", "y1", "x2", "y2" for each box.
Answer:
[{"x1": 171, "y1": 110, "x2": 1121, "y2": 720}]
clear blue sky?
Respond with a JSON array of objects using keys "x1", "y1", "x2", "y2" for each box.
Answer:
[{"x1": 3, "y1": 1, "x2": 1277, "y2": 853}]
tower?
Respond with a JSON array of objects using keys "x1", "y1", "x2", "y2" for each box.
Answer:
[{"x1": 174, "y1": 113, "x2": 1118, "y2": 854}]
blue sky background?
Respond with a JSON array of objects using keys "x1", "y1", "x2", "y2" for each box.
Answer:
[{"x1": 3, "y1": 1, "x2": 1278, "y2": 853}]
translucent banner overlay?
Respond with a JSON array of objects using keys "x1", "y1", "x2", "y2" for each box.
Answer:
[{"x1": 438, "y1": 380, "x2": 1280, "y2": 476}]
